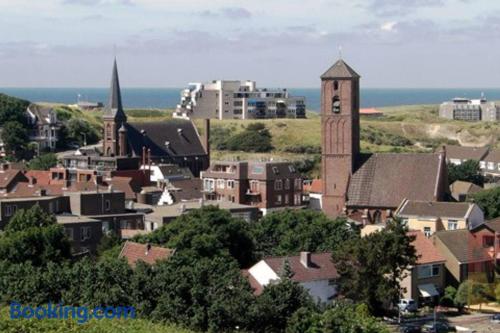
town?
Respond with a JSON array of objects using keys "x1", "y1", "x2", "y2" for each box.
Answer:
[{"x1": 0, "y1": 54, "x2": 499, "y2": 333}]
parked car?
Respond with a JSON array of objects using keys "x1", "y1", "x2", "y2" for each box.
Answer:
[
  {"x1": 491, "y1": 313, "x2": 500, "y2": 324},
  {"x1": 398, "y1": 299, "x2": 418, "y2": 313},
  {"x1": 422, "y1": 322, "x2": 456, "y2": 333},
  {"x1": 400, "y1": 324, "x2": 421, "y2": 333}
]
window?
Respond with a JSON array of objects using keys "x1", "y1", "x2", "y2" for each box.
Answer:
[
  {"x1": 80, "y1": 227, "x2": 91, "y2": 241},
  {"x1": 424, "y1": 227, "x2": 432, "y2": 238},
  {"x1": 217, "y1": 179, "x2": 225, "y2": 189},
  {"x1": 276, "y1": 195, "x2": 282, "y2": 205},
  {"x1": 285, "y1": 179, "x2": 290, "y2": 190},
  {"x1": 288, "y1": 165, "x2": 296, "y2": 173},
  {"x1": 447, "y1": 220, "x2": 458, "y2": 230},
  {"x1": 294, "y1": 194, "x2": 301, "y2": 205},
  {"x1": 106, "y1": 124, "x2": 112, "y2": 140},
  {"x1": 250, "y1": 180, "x2": 259, "y2": 192},
  {"x1": 294, "y1": 179, "x2": 302, "y2": 190},
  {"x1": 105, "y1": 200, "x2": 111, "y2": 211},
  {"x1": 227, "y1": 180, "x2": 235, "y2": 188},
  {"x1": 204, "y1": 179, "x2": 215, "y2": 192},
  {"x1": 483, "y1": 236, "x2": 495, "y2": 247},
  {"x1": 272, "y1": 166, "x2": 279, "y2": 175},
  {"x1": 479, "y1": 161, "x2": 486, "y2": 169},
  {"x1": 65, "y1": 228, "x2": 74, "y2": 240},
  {"x1": 333, "y1": 80, "x2": 339, "y2": 91},
  {"x1": 488, "y1": 162, "x2": 494, "y2": 170},
  {"x1": 332, "y1": 96, "x2": 340, "y2": 113},
  {"x1": 417, "y1": 264, "x2": 441, "y2": 279},
  {"x1": 284, "y1": 194, "x2": 289, "y2": 205},
  {"x1": 5, "y1": 205, "x2": 17, "y2": 217},
  {"x1": 274, "y1": 180, "x2": 283, "y2": 190}
]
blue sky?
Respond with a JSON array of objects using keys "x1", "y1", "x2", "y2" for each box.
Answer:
[{"x1": 0, "y1": 0, "x2": 499, "y2": 88}]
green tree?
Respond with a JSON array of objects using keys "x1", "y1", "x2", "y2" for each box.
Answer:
[
  {"x1": 0, "y1": 205, "x2": 71, "y2": 266},
  {"x1": 28, "y1": 153, "x2": 58, "y2": 170},
  {"x1": 448, "y1": 160, "x2": 484, "y2": 186},
  {"x1": 65, "y1": 118, "x2": 100, "y2": 146},
  {"x1": 440, "y1": 285, "x2": 458, "y2": 308},
  {"x1": 140, "y1": 206, "x2": 255, "y2": 267},
  {"x1": 252, "y1": 209, "x2": 357, "y2": 257},
  {"x1": 225, "y1": 122, "x2": 273, "y2": 152},
  {"x1": 470, "y1": 187, "x2": 500, "y2": 219},
  {"x1": 331, "y1": 219, "x2": 417, "y2": 315},
  {"x1": 0, "y1": 93, "x2": 29, "y2": 125},
  {"x1": 1, "y1": 121, "x2": 29, "y2": 158}
]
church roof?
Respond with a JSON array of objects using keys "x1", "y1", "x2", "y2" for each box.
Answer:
[
  {"x1": 347, "y1": 153, "x2": 446, "y2": 208},
  {"x1": 103, "y1": 59, "x2": 127, "y2": 121},
  {"x1": 125, "y1": 120, "x2": 207, "y2": 158},
  {"x1": 321, "y1": 59, "x2": 360, "y2": 79}
]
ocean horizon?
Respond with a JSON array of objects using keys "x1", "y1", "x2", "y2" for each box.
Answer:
[{"x1": 1, "y1": 87, "x2": 500, "y2": 112}]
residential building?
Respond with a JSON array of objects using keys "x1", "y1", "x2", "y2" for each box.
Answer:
[
  {"x1": 401, "y1": 231, "x2": 446, "y2": 307},
  {"x1": 395, "y1": 199, "x2": 485, "y2": 237},
  {"x1": 303, "y1": 179, "x2": 322, "y2": 211},
  {"x1": 481, "y1": 148, "x2": 500, "y2": 178},
  {"x1": 439, "y1": 97, "x2": 500, "y2": 121},
  {"x1": 449, "y1": 180, "x2": 482, "y2": 202},
  {"x1": 320, "y1": 59, "x2": 449, "y2": 223},
  {"x1": 26, "y1": 104, "x2": 61, "y2": 152},
  {"x1": 156, "y1": 178, "x2": 203, "y2": 205},
  {"x1": 0, "y1": 165, "x2": 28, "y2": 193},
  {"x1": 201, "y1": 161, "x2": 304, "y2": 214},
  {"x1": 147, "y1": 164, "x2": 193, "y2": 182},
  {"x1": 443, "y1": 145, "x2": 489, "y2": 165},
  {"x1": 432, "y1": 228, "x2": 496, "y2": 285},
  {"x1": 174, "y1": 80, "x2": 306, "y2": 120},
  {"x1": 119, "y1": 241, "x2": 174, "y2": 267},
  {"x1": 57, "y1": 215, "x2": 103, "y2": 254},
  {"x1": 244, "y1": 252, "x2": 338, "y2": 303}
]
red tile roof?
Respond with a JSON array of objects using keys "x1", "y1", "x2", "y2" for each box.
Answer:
[
  {"x1": 408, "y1": 231, "x2": 446, "y2": 265},
  {"x1": 25, "y1": 170, "x2": 51, "y2": 185},
  {"x1": 263, "y1": 252, "x2": 337, "y2": 283},
  {"x1": 304, "y1": 179, "x2": 322, "y2": 194},
  {"x1": 0, "y1": 169, "x2": 26, "y2": 189},
  {"x1": 360, "y1": 108, "x2": 383, "y2": 115},
  {"x1": 119, "y1": 241, "x2": 174, "y2": 267}
]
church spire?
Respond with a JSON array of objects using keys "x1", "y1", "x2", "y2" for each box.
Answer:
[{"x1": 104, "y1": 58, "x2": 127, "y2": 121}]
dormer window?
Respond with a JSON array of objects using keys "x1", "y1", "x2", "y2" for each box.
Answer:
[{"x1": 332, "y1": 96, "x2": 340, "y2": 113}]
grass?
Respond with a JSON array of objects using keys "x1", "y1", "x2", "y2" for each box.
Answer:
[{"x1": 0, "y1": 306, "x2": 193, "y2": 333}]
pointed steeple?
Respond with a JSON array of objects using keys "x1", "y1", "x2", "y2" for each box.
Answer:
[
  {"x1": 321, "y1": 59, "x2": 360, "y2": 79},
  {"x1": 104, "y1": 58, "x2": 127, "y2": 121}
]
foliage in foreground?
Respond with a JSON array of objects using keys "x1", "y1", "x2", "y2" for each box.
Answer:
[
  {"x1": 447, "y1": 160, "x2": 484, "y2": 186},
  {"x1": 470, "y1": 186, "x2": 500, "y2": 219}
]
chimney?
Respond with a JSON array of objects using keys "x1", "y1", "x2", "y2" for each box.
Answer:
[
  {"x1": 145, "y1": 243, "x2": 151, "y2": 256},
  {"x1": 300, "y1": 251, "x2": 311, "y2": 268}
]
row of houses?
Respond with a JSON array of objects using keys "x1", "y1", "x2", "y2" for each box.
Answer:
[{"x1": 444, "y1": 144, "x2": 500, "y2": 179}]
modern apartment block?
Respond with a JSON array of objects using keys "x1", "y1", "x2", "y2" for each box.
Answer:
[
  {"x1": 439, "y1": 97, "x2": 500, "y2": 121},
  {"x1": 174, "y1": 80, "x2": 306, "y2": 120},
  {"x1": 201, "y1": 161, "x2": 304, "y2": 214}
]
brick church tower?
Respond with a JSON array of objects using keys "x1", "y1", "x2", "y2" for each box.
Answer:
[
  {"x1": 103, "y1": 58, "x2": 127, "y2": 157},
  {"x1": 321, "y1": 59, "x2": 361, "y2": 218}
]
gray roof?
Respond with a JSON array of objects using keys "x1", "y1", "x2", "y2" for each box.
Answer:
[
  {"x1": 347, "y1": 153, "x2": 446, "y2": 208},
  {"x1": 444, "y1": 145, "x2": 489, "y2": 161},
  {"x1": 321, "y1": 59, "x2": 360, "y2": 79},
  {"x1": 397, "y1": 200, "x2": 473, "y2": 219},
  {"x1": 169, "y1": 179, "x2": 203, "y2": 202},
  {"x1": 103, "y1": 59, "x2": 127, "y2": 121},
  {"x1": 484, "y1": 149, "x2": 500, "y2": 163},
  {"x1": 434, "y1": 229, "x2": 492, "y2": 263}
]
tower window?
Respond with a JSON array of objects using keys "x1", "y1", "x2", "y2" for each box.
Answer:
[
  {"x1": 332, "y1": 96, "x2": 341, "y2": 113},
  {"x1": 333, "y1": 80, "x2": 339, "y2": 91}
]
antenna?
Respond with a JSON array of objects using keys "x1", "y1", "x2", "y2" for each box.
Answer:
[{"x1": 338, "y1": 45, "x2": 343, "y2": 60}]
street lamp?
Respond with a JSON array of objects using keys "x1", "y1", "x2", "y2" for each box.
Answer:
[{"x1": 81, "y1": 133, "x2": 87, "y2": 147}]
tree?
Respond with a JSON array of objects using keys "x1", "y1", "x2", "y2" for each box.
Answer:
[
  {"x1": 224, "y1": 122, "x2": 273, "y2": 152},
  {"x1": 470, "y1": 187, "x2": 500, "y2": 219},
  {"x1": 65, "y1": 118, "x2": 100, "y2": 146},
  {"x1": 1, "y1": 121, "x2": 29, "y2": 158},
  {"x1": 331, "y1": 219, "x2": 417, "y2": 315},
  {"x1": 28, "y1": 153, "x2": 58, "y2": 170},
  {"x1": 0, "y1": 93, "x2": 29, "y2": 125},
  {"x1": 252, "y1": 209, "x2": 358, "y2": 257},
  {"x1": 0, "y1": 205, "x2": 71, "y2": 266},
  {"x1": 440, "y1": 286, "x2": 457, "y2": 308},
  {"x1": 455, "y1": 280, "x2": 490, "y2": 311},
  {"x1": 448, "y1": 160, "x2": 484, "y2": 186},
  {"x1": 140, "y1": 205, "x2": 255, "y2": 267}
]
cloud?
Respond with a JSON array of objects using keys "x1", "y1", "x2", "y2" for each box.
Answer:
[
  {"x1": 62, "y1": 0, "x2": 133, "y2": 6},
  {"x1": 380, "y1": 21, "x2": 398, "y2": 32},
  {"x1": 199, "y1": 7, "x2": 252, "y2": 19},
  {"x1": 368, "y1": 0, "x2": 444, "y2": 16}
]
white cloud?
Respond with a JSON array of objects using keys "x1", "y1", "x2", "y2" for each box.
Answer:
[{"x1": 380, "y1": 21, "x2": 398, "y2": 32}]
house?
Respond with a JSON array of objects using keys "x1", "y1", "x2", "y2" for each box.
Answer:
[
  {"x1": 26, "y1": 104, "x2": 61, "y2": 152},
  {"x1": 0, "y1": 166, "x2": 28, "y2": 193},
  {"x1": 360, "y1": 108, "x2": 383, "y2": 118},
  {"x1": 395, "y1": 199, "x2": 485, "y2": 237},
  {"x1": 481, "y1": 148, "x2": 500, "y2": 178},
  {"x1": 156, "y1": 178, "x2": 203, "y2": 205},
  {"x1": 449, "y1": 180, "x2": 482, "y2": 202},
  {"x1": 401, "y1": 231, "x2": 446, "y2": 307},
  {"x1": 145, "y1": 200, "x2": 261, "y2": 231},
  {"x1": 119, "y1": 241, "x2": 174, "y2": 267},
  {"x1": 319, "y1": 59, "x2": 449, "y2": 223},
  {"x1": 147, "y1": 164, "x2": 193, "y2": 182},
  {"x1": 432, "y1": 228, "x2": 495, "y2": 285},
  {"x1": 244, "y1": 252, "x2": 338, "y2": 303},
  {"x1": 443, "y1": 145, "x2": 489, "y2": 165},
  {"x1": 201, "y1": 161, "x2": 304, "y2": 215},
  {"x1": 57, "y1": 215, "x2": 103, "y2": 254},
  {"x1": 303, "y1": 179, "x2": 322, "y2": 211}
]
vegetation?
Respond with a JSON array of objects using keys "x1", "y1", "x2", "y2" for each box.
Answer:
[
  {"x1": 470, "y1": 186, "x2": 500, "y2": 219},
  {"x1": 0, "y1": 93, "x2": 30, "y2": 125},
  {"x1": 28, "y1": 153, "x2": 58, "y2": 170},
  {"x1": 217, "y1": 122, "x2": 274, "y2": 153},
  {"x1": 1, "y1": 121, "x2": 29, "y2": 158},
  {"x1": 447, "y1": 160, "x2": 484, "y2": 186},
  {"x1": 454, "y1": 280, "x2": 492, "y2": 310}
]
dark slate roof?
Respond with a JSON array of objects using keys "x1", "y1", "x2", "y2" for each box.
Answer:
[
  {"x1": 27, "y1": 104, "x2": 55, "y2": 125},
  {"x1": 125, "y1": 120, "x2": 206, "y2": 158},
  {"x1": 443, "y1": 145, "x2": 489, "y2": 161},
  {"x1": 321, "y1": 59, "x2": 360, "y2": 79},
  {"x1": 398, "y1": 200, "x2": 473, "y2": 219},
  {"x1": 169, "y1": 178, "x2": 203, "y2": 202},
  {"x1": 347, "y1": 153, "x2": 445, "y2": 208},
  {"x1": 434, "y1": 229, "x2": 492, "y2": 263},
  {"x1": 103, "y1": 59, "x2": 127, "y2": 121}
]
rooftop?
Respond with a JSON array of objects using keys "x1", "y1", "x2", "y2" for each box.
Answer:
[
  {"x1": 119, "y1": 241, "x2": 174, "y2": 267},
  {"x1": 408, "y1": 230, "x2": 446, "y2": 265},
  {"x1": 397, "y1": 200, "x2": 474, "y2": 219}
]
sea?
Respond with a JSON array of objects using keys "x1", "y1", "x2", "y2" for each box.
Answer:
[{"x1": 1, "y1": 87, "x2": 500, "y2": 112}]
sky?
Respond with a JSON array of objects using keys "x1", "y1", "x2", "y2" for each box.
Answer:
[{"x1": 0, "y1": 0, "x2": 499, "y2": 88}]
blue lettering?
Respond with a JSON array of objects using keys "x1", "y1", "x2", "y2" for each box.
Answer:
[
  {"x1": 9, "y1": 302, "x2": 22, "y2": 319},
  {"x1": 35, "y1": 306, "x2": 47, "y2": 320},
  {"x1": 22, "y1": 306, "x2": 34, "y2": 319}
]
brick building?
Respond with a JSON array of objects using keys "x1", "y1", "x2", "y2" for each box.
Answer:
[{"x1": 201, "y1": 161, "x2": 303, "y2": 214}]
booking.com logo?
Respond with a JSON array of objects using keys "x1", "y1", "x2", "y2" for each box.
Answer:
[{"x1": 10, "y1": 302, "x2": 136, "y2": 324}]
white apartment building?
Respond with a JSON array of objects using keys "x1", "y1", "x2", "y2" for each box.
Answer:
[
  {"x1": 174, "y1": 80, "x2": 306, "y2": 120},
  {"x1": 439, "y1": 97, "x2": 500, "y2": 122}
]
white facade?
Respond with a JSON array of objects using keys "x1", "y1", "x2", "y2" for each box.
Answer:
[{"x1": 174, "y1": 80, "x2": 306, "y2": 120}]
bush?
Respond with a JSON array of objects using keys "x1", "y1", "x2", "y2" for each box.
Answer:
[
  {"x1": 28, "y1": 153, "x2": 58, "y2": 170},
  {"x1": 224, "y1": 123, "x2": 273, "y2": 152}
]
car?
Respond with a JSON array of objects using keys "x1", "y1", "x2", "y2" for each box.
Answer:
[
  {"x1": 400, "y1": 324, "x2": 421, "y2": 333},
  {"x1": 422, "y1": 322, "x2": 455, "y2": 333},
  {"x1": 491, "y1": 313, "x2": 500, "y2": 324},
  {"x1": 398, "y1": 299, "x2": 418, "y2": 313}
]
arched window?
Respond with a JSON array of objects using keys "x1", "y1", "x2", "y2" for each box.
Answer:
[
  {"x1": 332, "y1": 96, "x2": 340, "y2": 113},
  {"x1": 106, "y1": 124, "x2": 112, "y2": 140},
  {"x1": 333, "y1": 80, "x2": 339, "y2": 91}
]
